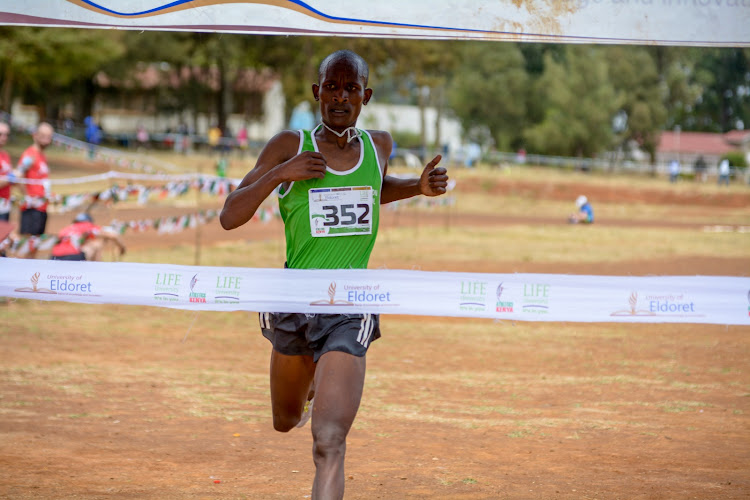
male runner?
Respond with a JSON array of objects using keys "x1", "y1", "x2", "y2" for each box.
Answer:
[
  {"x1": 17, "y1": 122, "x2": 53, "y2": 238},
  {"x1": 220, "y1": 49, "x2": 449, "y2": 499}
]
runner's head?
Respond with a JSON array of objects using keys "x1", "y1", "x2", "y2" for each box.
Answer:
[
  {"x1": 313, "y1": 50, "x2": 372, "y2": 131},
  {"x1": 34, "y1": 122, "x2": 54, "y2": 150},
  {"x1": 576, "y1": 195, "x2": 588, "y2": 209},
  {"x1": 317, "y1": 50, "x2": 369, "y2": 86}
]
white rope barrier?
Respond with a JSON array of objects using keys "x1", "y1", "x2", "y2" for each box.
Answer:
[
  {"x1": 2, "y1": 171, "x2": 240, "y2": 186},
  {"x1": 2, "y1": 258, "x2": 748, "y2": 325}
]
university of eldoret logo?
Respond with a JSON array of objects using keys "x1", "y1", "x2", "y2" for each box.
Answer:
[
  {"x1": 14, "y1": 272, "x2": 55, "y2": 294},
  {"x1": 610, "y1": 291, "x2": 655, "y2": 316},
  {"x1": 310, "y1": 282, "x2": 353, "y2": 306}
]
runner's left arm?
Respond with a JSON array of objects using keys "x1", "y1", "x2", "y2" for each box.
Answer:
[
  {"x1": 381, "y1": 155, "x2": 447, "y2": 204},
  {"x1": 371, "y1": 130, "x2": 448, "y2": 204}
]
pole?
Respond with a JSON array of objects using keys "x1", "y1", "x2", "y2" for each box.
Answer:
[{"x1": 194, "y1": 160, "x2": 202, "y2": 266}]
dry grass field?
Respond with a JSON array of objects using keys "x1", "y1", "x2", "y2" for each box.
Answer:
[{"x1": 1, "y1": 149, "x2": 749, "y2": 499}]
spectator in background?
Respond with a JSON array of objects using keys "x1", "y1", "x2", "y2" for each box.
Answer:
[
  {"x1": 208, "y1": 124, "x2": 222, "y2": 155},
  {"x1": 718, "y1": 158, "x2": 731, "y2": 186},
  {"x1": 50, "y1": 212, "x2": 126, "y2": 261},
  {"x1": 62, "y1": 116, "x2": 75, "y2": 136},
  {"x1": 288, "y1": 101, "x2": 316, "y2": 131},
  {"x1": 84, "y1": 116, "x2": 101, "y2": 160},
  {"x1": 177, "y1": 121, "x2": 190, "y2": 154},
  {"x1": 568, "y1": 195, "x2": 594, "y2": 224},
  {"x1": 236, "y1": 124, "x2": 249, "y2": 157},
  {"x1": 136, "y1": 124, "x2": 150, "y2": 151},
  {"x1": 16, "y1": 122, "x2": 53, "y2": 243},
  {"x1": 222, "y1": 126, "x2": 233, "y2": 155},
  {"x1": 516, "y1": 148, "x2": 527, "y2": 164},
  {"x1": 465, "y1": 142, "x2": 481, "y2": 168},
  {"x1": 693, "y1": 155, "x2": 707, "y2": 183},
  {"x1": 0, "y1": 122, "x2": 13, "y2": 222},
  {"x1": 669, "y1": 159, "x2": 681, "y2": 183}
]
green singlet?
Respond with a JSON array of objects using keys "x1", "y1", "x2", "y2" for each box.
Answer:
[{"x1": 278, "y1": 125, "x2": 383, "y2": 270}]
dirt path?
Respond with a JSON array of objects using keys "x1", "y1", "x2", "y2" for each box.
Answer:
[{"x1": 1, "y1": 155, "x2": 748, "y2": 499}]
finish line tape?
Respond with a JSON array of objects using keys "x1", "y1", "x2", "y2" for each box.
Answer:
[{"x1": 1, "y1": 258, "x2": 748, "y2": 325}]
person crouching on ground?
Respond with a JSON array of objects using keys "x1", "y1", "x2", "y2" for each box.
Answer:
[
  {"x1": 50, "y1": 212, "x2": 126, "y2": 261},
  {"x1": 569, "y1": 195, "x2": 594, "y2": 224}
]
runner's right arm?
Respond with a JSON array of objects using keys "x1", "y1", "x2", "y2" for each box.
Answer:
[{"x1": 219, "y1": 131, "x2": 327, "y2": 230}]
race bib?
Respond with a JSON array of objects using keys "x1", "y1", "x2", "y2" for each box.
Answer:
[{"x1": 309, "y1": 186, "x2": 373, "y2": 237}]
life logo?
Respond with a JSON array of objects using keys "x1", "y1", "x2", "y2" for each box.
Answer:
[
  {"x1": 188, "y1": 274, "x2": 206, "y2": 303},
  {"x1": 15, "y1": 271, "x2": 98, "y2": 296},
  {"x1": 611, "y1": 291, "x2": 702, "y2": 317},
  {"x1": 213, "y1": 274, "x2": 241, "y2": 304},
  {"x1": 495, "y1": 282, "x2": 514, "y2": 313},
  {"x1": 522, "y1": 283, "x2": 550, "y2": 315},
  {"x1": 154, "y1": 271, "x2": 182, "y2": 302},
  {"x1": 459, "y1": 280, "x2": 487, "y2": 312}
]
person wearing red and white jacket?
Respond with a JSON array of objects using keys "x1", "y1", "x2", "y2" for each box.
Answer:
[
  {"x1": 16, "y1": 122, "x2": 53, "y2": 238},
  {"x1": 51, "y1": 212, "x2": 126, "y2": 261}
]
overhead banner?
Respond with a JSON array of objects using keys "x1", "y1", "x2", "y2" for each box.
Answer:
[
  {"x1": 0, "y1": 0, "x2": 748, "y2": 47},
  {"x1": 2, "y1": 258, "x2": 749, "y2": 325}
]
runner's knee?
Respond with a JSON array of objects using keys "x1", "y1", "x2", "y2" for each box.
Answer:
[
  {"x1": 312, "y1": 425, "x2": 347, "y2": 461},
  {"x1": 272, "y1": 409, "x2": 302, "y2": 433}
]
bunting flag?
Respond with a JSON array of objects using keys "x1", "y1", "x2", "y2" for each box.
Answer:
[
  {"x1": 3, "y1": 203, "x2": 284, "y2": 256},
  {"x1": 2, "y1": 173, "x2": 239, "y2": 212},
  {"x1": 0, "y1": 1, "x2": 747, "y2": 47}
]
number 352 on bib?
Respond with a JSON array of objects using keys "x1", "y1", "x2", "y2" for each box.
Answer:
[{"x1": 309, "y1": 186, "x2": 374, "y2": 237}]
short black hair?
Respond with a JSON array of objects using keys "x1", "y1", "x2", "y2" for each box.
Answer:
[{"x1": 318, "y1": 50, "x2": 369, "y2": 86}]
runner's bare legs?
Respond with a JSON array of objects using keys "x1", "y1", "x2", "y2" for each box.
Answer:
[
  {"x1": 269, "y1": 351, "x2": 316, "y2": 431},
  {"x1": 310, "y1": 351, "x2": 366, "y2": 500}
]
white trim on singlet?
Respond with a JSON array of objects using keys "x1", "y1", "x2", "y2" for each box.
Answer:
[
  {"x1": 276, "y1": 129, "x2": 305, "y2": 200},
  {"x1": 310, "y1": 124, "x2": 364, "y2": 176},
  {"x1": 361, "y1": 129, "x2": 384, "y2": 185}
]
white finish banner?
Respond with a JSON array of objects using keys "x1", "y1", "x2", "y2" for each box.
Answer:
[
  {"x1": 0, "y1": 1, "x2": 747, "y2": 47},
  {"x1": 2, "y1": 258, "x2": 748, "y2": 325}
]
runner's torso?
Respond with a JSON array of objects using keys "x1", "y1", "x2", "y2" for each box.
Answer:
[{"x1": 278, "y1": 126, "x2": 383, "y2": 269}]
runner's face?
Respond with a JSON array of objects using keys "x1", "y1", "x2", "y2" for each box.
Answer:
[
  {"x1": 35, "y1": 124, "x2": 53, "y2": 149},
  {"x1": 314, "y1": 59, "x2": 371, "y2": 130}
]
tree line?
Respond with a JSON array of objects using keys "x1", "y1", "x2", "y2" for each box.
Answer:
[{"x1": 0, "y1": 27, "x2": 748, "y2": 160}]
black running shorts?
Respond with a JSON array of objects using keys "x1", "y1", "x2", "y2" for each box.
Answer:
[
  {"x1": 260, "y1": 312, "x2": 380, "y2": 362},
  {"x1": 20, "y1": 208, "x2": 47, "y2": 236}
]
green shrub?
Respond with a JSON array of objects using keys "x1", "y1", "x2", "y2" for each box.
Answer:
[{"x1": 721, "y1": 150, "x2": 747, "y2": 168}]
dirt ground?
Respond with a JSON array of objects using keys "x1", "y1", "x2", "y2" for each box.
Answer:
[{"x1": 1, "y1": 157, "x2": 749, "y2": 499}]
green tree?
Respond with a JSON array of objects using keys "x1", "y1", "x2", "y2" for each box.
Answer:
[
  {"x1": 0, "y1": 27, "x2": 125, "y2": 119},
  {"x1": 524, "y1": 46, "x2": 620, "y2": 158},
  {"x1": 449, "y1": 41, "x2": 528, "y2": 151},
  {"x1": 605, "y1": 46, "x2": 667, "y2": 162},
  {"x1": 688, "y1": 48, "x2": 750, "y2": 132}
]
